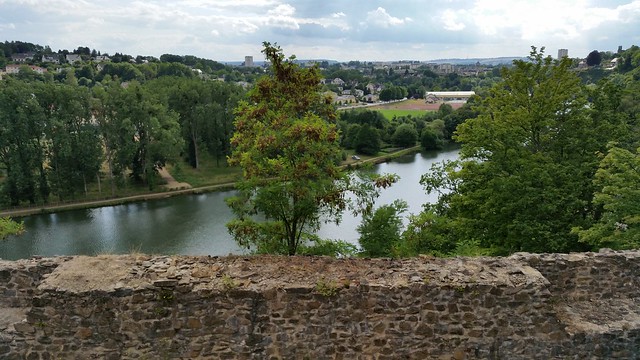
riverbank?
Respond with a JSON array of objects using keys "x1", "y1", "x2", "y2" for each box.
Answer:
[{"x1": 0, "y1": 146, "x2": 421, "y2": 218}]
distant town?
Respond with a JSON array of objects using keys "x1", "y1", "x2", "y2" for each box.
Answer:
[{"x1": 0, "y1": 40, "x2": 625, "y2": 108}]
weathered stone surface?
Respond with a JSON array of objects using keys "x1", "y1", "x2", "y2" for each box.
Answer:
[{"x1": 0, "y1": 251, "x2": 639, "y2": 359}]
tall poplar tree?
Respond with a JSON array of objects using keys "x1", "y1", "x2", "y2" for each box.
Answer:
[{"x1": 0, "y1": 79, "x2": 48, "y2": 205}]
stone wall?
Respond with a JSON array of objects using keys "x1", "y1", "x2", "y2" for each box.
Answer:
[{"x1": 1, "y1": 251, "x2": 639, "y2": 359}]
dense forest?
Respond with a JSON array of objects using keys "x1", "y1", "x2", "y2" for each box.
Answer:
[{"x1": 1, "y1": 41, "x2": 639, "y2": 256}]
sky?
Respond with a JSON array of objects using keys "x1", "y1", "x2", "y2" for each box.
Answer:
[{"x1": 1, "y1": 0, "x2": 639, "y2": 62}]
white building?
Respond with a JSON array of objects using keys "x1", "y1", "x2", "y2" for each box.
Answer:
[{"x1": 425, "y1": 91, "x2": 475, "y2": 104}]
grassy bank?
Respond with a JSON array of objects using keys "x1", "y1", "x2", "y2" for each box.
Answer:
[{"x1": 0, "y1": 146, "x2": 422, "y2": 218}]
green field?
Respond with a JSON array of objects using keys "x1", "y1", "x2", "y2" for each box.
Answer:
[{"x1": 374, "y1": 109, "x2": 429, "y2": 120}]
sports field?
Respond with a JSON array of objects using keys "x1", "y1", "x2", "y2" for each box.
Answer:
[
  {"x1": 348, "y1": 99, "x2": 465, "y2": 120},
  {"x1": 374, "y1": 109, "x2": 427, "y2": 119},
  {"x1": 368, "y1": 99, "x2": 433, "y2": 119}
]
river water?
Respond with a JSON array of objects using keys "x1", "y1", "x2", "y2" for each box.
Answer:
[{"x1": 0, "y1": 148, "x2": 459, "y2": 260}]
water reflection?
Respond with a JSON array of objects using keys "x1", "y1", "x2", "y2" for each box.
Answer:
[{"x1": 0, "y1": 148, "x2": 459, "y2": 260}]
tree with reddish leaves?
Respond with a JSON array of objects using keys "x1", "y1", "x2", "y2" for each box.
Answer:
[{"x1": 226, "y1": 42, "x2": 396, "y2": 255}]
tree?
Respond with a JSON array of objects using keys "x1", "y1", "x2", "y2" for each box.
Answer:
[
  {"x1": 0, "y1": 79, "x2": 49, "y2": 205},
  {"x1": 38, "y1": 83, "x2": 102, "y2": 199},
  {"x1": 126, "y1": 84, "x2": 183, "y2": 187},
  {"x1": 95, "y1": 82, "x2": 183, "y2": 189},
  {"x1": 227, "y1": 42, "x2": 396, "y2": 255},
  {"x1": 421, "y1": 127, "x2": 444, "y2": 150},
  {"x1": 391, "y1": 123, "x2": 418, "y2": 147},
  {"x1": 160, "y1": 78, "x2": 243, "y2": 168},
  {"x1": 354, "y1": 124, "x2": 380, "y2": 155},
  {"x1": 586, "y1": 50, "x2": 602, "y2": 66},
  {"x1": 358, "y1": 200, "x2": 407, "y2": 257},
  {"x1": 416, "y1": 47, "x2": 616, "y2": 255},
  {"x1": 574, "y1": 146, "x2": 640, "y2": 249}
]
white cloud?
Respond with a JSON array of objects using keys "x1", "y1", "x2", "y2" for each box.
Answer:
[
  {"x1": 441, "y1": 9, "x2": 465, "y2": 31},
  {"x1": 449, "y1": 0, "x2": 640, "y2": 42},
  {"x1": 267, "y1": 4, "x2": 295, "y2": 17},
  {"x1": 265, "y1": 3, "x2": 299, "y2": 29},
  {"x1": 366, "y1": 7, "x2": 412, "y2": 28},
  {"x1": 0, "y1": 0, "x2": 637, "y2": 61}
]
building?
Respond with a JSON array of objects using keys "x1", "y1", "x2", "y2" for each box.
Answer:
[
  {"x1": 4, "y1": 64, "x2": 46, "y2": 74},
  {"x1": 558, "y1": 49, "x2": 568, "y2": 59},
  {"x1": 425, "y1": 91, "x2": 475, "y2": 104},
  {"x1": 66, "y1": 54, "x2": 82, "y2": 64},
  {"x1": 94, "y1": 55, "x2": 110, "y2": 62},
  {"x1": 42, "y1": 55, "x2": 60, "y2": 64},
  {"x1": 11, "y1": 53, "x2": 35, "y2": 62},
  {"x1": 331, "y1": 78, "x2": 345, "y2": 86},
  {"x1": 243, "y1": 56, "x2": 254, "y2": 67},
  {"x1": 436, "y1": 63, "x2": 454, "y2": 75}
]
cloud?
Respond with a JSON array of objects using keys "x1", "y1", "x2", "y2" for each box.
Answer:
[
  {"x1": 267, "y1": 4, "x2": 296, "y2": 16},
  {"x1": 265, "y1": 4, "x2": 299, "y2": 29},
  {"x1": 441, "y1": 9, "x2": 465, "y2": 31},
  {"x1": 365, "y1": 7, "x2": 412, "y2": 28},
  {"x1": 0, "y1": 0, "x2": 638, "y2": 61},
  {"x1": 446, "y1": 0, "x2": 640, "y2": 43}
]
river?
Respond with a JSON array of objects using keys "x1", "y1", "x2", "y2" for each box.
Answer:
[{"x1": 0, "y1": 148, "x2": 459, "y2": 260}]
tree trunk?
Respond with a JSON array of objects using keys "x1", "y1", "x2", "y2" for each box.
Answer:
[{"x1": 191, "y1": 131, "x2": 199, "y2": 169}]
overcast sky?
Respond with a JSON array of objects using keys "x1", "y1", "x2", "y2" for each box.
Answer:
[{"x1": 1, "y1": 0, "x2": 639, "y2": 62}]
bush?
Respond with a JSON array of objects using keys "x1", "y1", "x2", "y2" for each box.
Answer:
[
  {"x1": 358, "y1": 200, "x2": 407, "y2": 257},
  {"x1": 299, "y1": 235, "x2": 358, "y2": 257},
  {"x1": 0, "y1": 217, "x2": 24, "y2": 240}
]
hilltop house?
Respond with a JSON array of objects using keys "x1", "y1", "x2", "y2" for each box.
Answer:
[
  {"x1": 11, "y1": 53, "x2": 35, "y2": 62},
  {"x1": 42, "y1": 55, "x2": 60, "y2": 64},
  {"x1": 66, "y1": 54, "x2": 82, "y2": 64},
  {"x1": 4, "y1": 64, "x2": 46, "y2": 74},
  {"x1": 94, "y1": 55, "x2": 110, "y2": 62}
]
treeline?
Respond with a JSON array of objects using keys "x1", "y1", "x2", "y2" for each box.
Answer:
[{"x1": 0, "y1": 76, "x2": 245, "y2": 206}]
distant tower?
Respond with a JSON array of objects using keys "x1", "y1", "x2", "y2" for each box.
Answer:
[
  {"x1": 557, "y1": 49, "x2": 568, "y2": 59},
  {"x1": 244, "y1": 56, "x2": 254, "y2": 67},
  {"x1": 618, "y1": 45, "x2": 623, "y2": 54}
]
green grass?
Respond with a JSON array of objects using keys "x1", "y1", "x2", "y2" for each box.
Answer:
[
  {"x1": 375, "y1": 109, "x2": 429, "y2": 120},
  {"x1": 169, "y1": 155, "x2": 242, "y2": 187}
]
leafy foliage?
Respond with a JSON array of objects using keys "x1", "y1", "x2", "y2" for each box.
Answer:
[
  {"x1": 0, "y1": 79, "x2": 49, "y2": 205},
  {"x1": 414, "y1": 47, "x2": 620, "y2": 255},
  {"x1": 574, "y1": 146, "x2": 640, "y2": 249},
  {"x1": 586, "y1": 50, "x2": 602, "y2": 67},
  {"x1": 0, "y1": 217, "x2": 24, "y2": 240},
  {"x1": 227, "y1": 42, "x2": 396, "y2": 255},
  {"x1": 354, "y1": 124, "x2": 381, "y2": 155},
  {"x1": 358, "y1": 200, "x2": 407, "y2": 257},
  {"x1": 391, "y1": 124, "x2": 418, "y2": 148}
]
